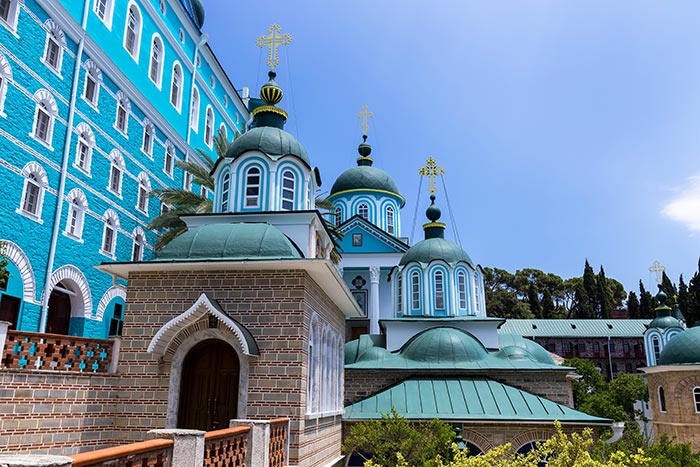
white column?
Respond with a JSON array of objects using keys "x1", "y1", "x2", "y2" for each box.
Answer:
[
  {"x1": 0, "y1": 321, "x2": 11, "y2": 363},
  {"x1": 369, "y1": 267, "x2": 381, "y2": 334}
]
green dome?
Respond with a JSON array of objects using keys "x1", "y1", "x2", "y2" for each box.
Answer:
[
  {"x1": 399, "y1": 238, "x2": 473, "y2": 266},
  {"x1": 659, "y1": 327, "x2": 700, "y2": 365},
  {"x1": 357, "y1": 346, "x2": 392, "y2": 362},
  {"x1": 400, "y1": 327, "x2": 488, "y2": 363},
  {"x1": 648, "y1": 315, "x2": 683, "y2": 330},
  {"x1": 330, "y1": 166, "x2": 401, "y2": 198},
  {"x1": 157, "y1": 223, "x2": 302, "y2": 261},
  {"x1": 498, "y1": 333, "x2": 554, "y2": 365},
  {"x1": 225, "y1": 126, "x2": 310, "y2": 167}
]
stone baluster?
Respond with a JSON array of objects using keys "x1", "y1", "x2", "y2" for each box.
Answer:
[
  {"x1": 0, "y1": 455, "x2": 73, "y2": 467},
  {"x1": 149, "y1": 429, "x2": 205, "y2": 467}
]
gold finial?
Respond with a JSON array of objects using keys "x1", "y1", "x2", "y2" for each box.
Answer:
[
  {"x1": 256, "y1": 24, "x2": 292, "y2": 70},
  {"x1": 357, "y1": 105, "x2": 374, "y2": 136},
  {"x1": 418, "y1": 157, "x2": 445, "y2": 195},
  {"x1": 649, "y1": 260, "x2": 666, "y2": 285}
]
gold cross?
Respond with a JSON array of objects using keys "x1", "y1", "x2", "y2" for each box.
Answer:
[
  {"x1": 418, "y1": 157, "x2": 445, "y2": 195},
  {"x1": 256, "y1": 24, "x2": 292, "y2": 70},
  {"x1": 649, "y1": 260, "x2": 666, "y2": 285},
  {"x1": 357, "y1": 105, "x2": 374, "y2": 136}
]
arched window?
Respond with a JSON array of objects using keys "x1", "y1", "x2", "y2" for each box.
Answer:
[
  {"x1": 32, "y1": 90, "x2": 57, "y2": 146},
  {"x1": 411, "y1": 271, "x2": 420, "y2": 311},
  {"x1": 281, "y1": 170, "x2": 295, "y2": 211},
  {"x1": 358, "y1": 203, "x2": 369, "y2": 220},
  {"x1": 123, "y1": 4, "x2": 142, "y2": 59},
  {"x1": 108, "y1": 150, "x2": 124, "y2": 195},
  {"x1": 93, "y1": 0, "x2": 114, "y2": 27},
  {"x1": 74, "y1": 124, "x2": 94, "y2": 174},
  {"x1": 434, "y1": 270, "x2": 445, "y2": 310},
  {"x1": 386, "y1": 206, "x2": 395, "y2": 235},
  {"x1": 19, "y1": 163, "x2": 47, "y2": 220},
  {"x1": 1, "y1": 0, "x2": 20, "y2": 30},
  {"x1": 132, "y1": 228, "x2": 145, "y2": 261},
  {"x1": 244, "y1": 167, "x2": 261, "y2": 208},
  {"x1": 189, "y1": 86, "x2": 200, "y2": 131},
  {"x1": 149, "y1": 35, "x2": 163, "y2": 86},
  {"x1": 115, "y1": 91, "x2": 129, "y2": 134},
  {"x1": 334, "y1": 207, "x2": 342, "y2": 226},
  {"x1": 397, "y1": 274, "x2": 403, "y2": 313},
  {"x1": 658, "y1": 386, "x2": 666, "y2": 413},
  {"x1": 136, "y1": 172, "x2": 150, "y2": 214},
  {"x1": 101, "y1": 210, "x2": 119, "y2": 257},
  {"x1": 0, "y1": 52, "x2": 11, "y2": 116},
  {"x1": 170, "y1": 62, "x2": 182, "y2": 110},
  {"x1": 42, "y1": 20, "x2": 66, "y2": 73},
  {"x1": 164, "y1": 143, "x2": 174, "y2": 176},
  {"x1": 652, "y1": 336, "x2": 661, "y2": 364},
  {"x1": 457, "y1": 271, "x2": 467, "y2": 309},
  {"x1": 204, "y1": 106, "x2": 214, "y2": 146},
  {"x1": 694, "y1": 387, "x2": 700, "y2": 413},
  {"x1": 221, "y1": 172, "x2": 231, "y2": 212},
  {"x1": 219, "y1": 124, "x2": 227, "y2": 142},
  {"x1": 474, "y1": 273, "x2": 482, "y2": 313},
  {"x1": 142, "y1": 119, "x2": 154, "y2": 156},
  {"x1": 65, "y1": 189, "x2": 87, "y2": 240},
  {"x1": 83, "y1": 60, "x2": 102, "y2": 106}
]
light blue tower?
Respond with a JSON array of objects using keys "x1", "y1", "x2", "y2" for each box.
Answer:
[
  {"x1": 644, "y1": 289, "x2": 683, "y2": 367},
  {"x1": 0, "y1": 0, "x2": 247, "y2": 338}
]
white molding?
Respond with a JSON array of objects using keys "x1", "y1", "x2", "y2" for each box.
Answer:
[
  {"x1": 42, "y1": 264, "x2": 93, "y2": 318},
  {"x1": 95, "y1": 285, "x2": 125, "y2": 320},
  {"x1": 0, "y1": 239, "x2": 37, "y2": 304}
]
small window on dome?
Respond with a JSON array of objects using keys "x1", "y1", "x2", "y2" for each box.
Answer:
[
  {"x1": 411, "y1": 271, "x2": 420, "y2": 311},
  {"x1": 244, "y1": 167, "x2": 261, "y2": 208},
  {"x1": 434, "y1": 270, "x2": 445, "y2": 310},
  {"x1": 221, "y1": 172, "x2": 230, "y2": 211},
  {"x1": 334, "y1": 207, "x2": 342, "y2": 226},
  {"x1": 386, "y1": 206, "x2": 395, "y2": 235},
  {"x1": 457, "y1": 271, "x2": 467, "y2": 309},
  {"x1": 358, "y1": 203, "x2": 369, "y2": 220},
  {"x1": 652, "y1": 336, "x2": 661, "y2": 364},
  {"x1": 281, "y1": 170, "x2": 295, "y2": 211},
  {"x1": 397, "y1": 275, "x2": 403, "y2": 313}
]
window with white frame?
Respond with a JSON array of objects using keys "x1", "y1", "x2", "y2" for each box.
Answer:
[
  {"x1": 221, "y1": 172, "x2": 230, "y2": 211},
  {"x1": 0, "y1": 0, "x2": 20, "y2": 31},
  {"x1": 474, "y1": 273, "x2": 482, "y2": 312},
  {"x1": 411, "y1": 271, "x2": 420, "y2": 310},
  {"x1": 652, "y1": 336, "x2": 661, "y2": 364},
  {"x1": 31, "y1": 90, "x2": 57, "y2": 146},
  {"x1": 358, "y1": 203, "x2": 369, "y2": 220},
  {"x1": 42, "y1": 20, "x2": 66, "y2": 74},
  {"x1": 93, "y1": 0, "x2": 113, "y2": 27},
  {"x1": 132, "y1": 228, "x2": 145, "y2": 261},
  {"x1": 136, "y1": 172, "x2": 150, "y2": 213},
  {"x1": 149, "y1": 35, "x2": 163, "y2": 86},
  {"x1": 158, "y1": 0, "x2": 165, "y2": 14},
  {"x1": 397, "y1": 274, "x2": 403, "y2": 312},
  {"x1": 244, "y1": 167, "x2": 261, "y2": 208},
  {"x1": 108, "y1": 150, "x2": 124, "y2": 195},
  {"x1": 281, "y1": 170, "x2": 295, "y2": 211},
  {"x1": 115, "y1": 91, "x2": 129, "y2": 134},
  {"x1": 694, "y1": 387, "x2": 700, "y2": 413},
  {"x1": 183, "y1": 171, "x2": 192, "y2": 191},
  {"x1": 65, "y1": 188, "x2": 87, "y2": 240},
  {"x1": 123, "y1": 4, "x2": 141, "y2": 59},
  {"x1": 386, "y1": 206, "x2": 395, "y2": 234},
  {"x1": 334, "y1": 207, "x2": 341, "y2": 226},
  {"x1": 83, "y1": 60, "x2": 102, "y2": 106},
  {"x1": 170, "y1": 62, "x2": 182, "y2": 110},
  {"x1": 218, "y1": 124, "x2": 227, "y2": 142},
  {"x1": 434, "y1": 270, "x2": 445, "y2": 310},
  {"x1": 18, "y1": 163, "x2": 47, "y2": 220},
  {"x1": 0, "y1": 52, "x2": 12, "y2": 116},
  {"x1": 101, "y1": 210, "x2": 119, "y2": 257},
  {"x1": 457, "y1": 270, "x2": 467, "y2": 309},
  {"x1": 204, "y1": 106, "x2": 214, "y2": 146},
  {"x1": 190, "y1": 87, "x2": 200, "y2": 131},
  {"x1": 164, "y1": 144, "x2": 174, "y2": 176},
  {"x1": 74, "y1": 124, "x2": 94, "y2": 173},
  {"x1": 142, "y1": 120, "x2": 154, "y2": 155}
]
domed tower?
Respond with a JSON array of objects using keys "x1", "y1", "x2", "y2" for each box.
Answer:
[
  {"x1": 211, "y1": 69, "x2": 320, "y2": 214},
  {"x1": 644, "y1": 288, "x2": 684, "y2": 366},
  {"x1": 390, "y1": 194, "x2": 486, "y2": 318},
  {"x1": 329, "y1": 110, "x2": 404, "y2": 236}
]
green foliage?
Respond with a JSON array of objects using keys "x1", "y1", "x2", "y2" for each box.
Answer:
[
  {"x1": 638, "y1": 281, "x2": 655, "y2": 319},
  {"x1": 343, "y1": 408, "x2": 454, "y2": 467},
  {"x1": 0, "y1": 240, "x2": 9, "y2": 289},
  {"x1": 627, "y1": 291, "x2": 640, "y2": 319}
]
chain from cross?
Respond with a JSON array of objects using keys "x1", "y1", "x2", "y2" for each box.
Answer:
[
  {"x1": 357, "y1": 105, "x2": 374, "y2": 136},
  {"x1": 256, "y1": 24, "x2": 292, "y2": 70},
  {"x1": 418, "y1": 157, "x2": 445, "y2": 195},
  {"x1": 649, "y1": 260, "x2": 666, "y2": 285}
]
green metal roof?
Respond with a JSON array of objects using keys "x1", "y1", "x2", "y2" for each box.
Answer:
[
  {"x1": 648, "y1": 315, "x2": 682, "y2": 330},
  {"x1": 344, "y1": 377, "x2": 611, "y2": 424},
  {"x1": 225, "y1": 126, "x2": 310, "y2": 167},
  {"x1": 330, "y1": 166, "x2": 402, "y2": 198},
  {"x1": 498, "y1": 333, "x2": 554, "y2": 365},
  {"x1": 399, "y1": 238, "x2": 473, "y2": 266},
  {"x1": 156, "y1": 223, "x2": 303, "y2": 261},
  {"x1": 401, "y1": 327, "x2": 488, "y2": 363},
  {"x1": 659, "y1": 327, "x2": 700, "y2": 365},
  {"x1": 498, "y1": 319, "x2": 651, "y2": 338}
]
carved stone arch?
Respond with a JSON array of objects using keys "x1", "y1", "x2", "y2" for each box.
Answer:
[
  {"x1": 148, "y1": 293, "x2": 260, "y2": 358},
  {"x1": 115, "y1": 90, "x2": 131, "y2": 112},
  {"x1": 96, "y1": 286, "x2": 126, "y2": 320},
  {"x1": 66, "y1": 188, "x2": 88, "y2": 208},
  {"x1": 33, "y1": 89, "x2": 58, "y2": 116},
  {"x1": 109, "y1": 149, "x2": 125, "y2": 169},
  {"x1": 43, "y1": 265, "x2": 93, "y2": 318},
  {"x1": 674, "y1": 375, "x2": 700, "y2": 399},
  {"x1": 137, "y1": 171, "x2": 151, "y2": 190},
  {"x1": 509, "y1": 429, "x2": 555, "y2": 452},
  {"x1": 21, "y1": 161, "x2": 48, "y2": 187},
  {"x1": 460, "y1": 429, "x2": 494, "y2": 454},
  {"x1": 83, "y1": 59, "x2": 102, "y2": 82},
  {"x1": 103, "y1": 209, "x2": 119, "y2": 228},
  {"x1": 43, "y1": 19, "x2": 66, "y2": 46},
  {"x1": 75, "y1": 122, "x2": 95, "y2": 146},
  {"x1": 0, "y1": 239, "x2": 37, "y2": 304},
  {"x1": 0, "y1": 52, "x2": 12, "y2": 80}
]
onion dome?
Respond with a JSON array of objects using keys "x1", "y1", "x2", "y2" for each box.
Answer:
[
  {"x1": 672, "y1": 302, "x2": 685, "y2": 322},
  {"x1": 399, "y1": 195, "x2": 473, "y2": 266},
  {"x1": 647, "y1": 289, "x2": 682, "y2": 330},
  {"x1": 659, "y1": 326, "x2": 700, "y2": 365},
  {"x1": 156, "y1": 223, "x2": 302, "y2": 261},
  {"x1": 498, "y1": 333, "x2": 555, "y2": 365},
  {"x1": 330, "y1": 136, "x2": 403, "y2": 205},
  {"x1": 400, "y1": 327, "x2": 488, "y2": 363}
]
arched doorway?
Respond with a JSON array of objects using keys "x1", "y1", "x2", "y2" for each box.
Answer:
[
  {"x1": 178, "y1": 339, "x2": 240, "y2": 430},
  {"x1": 46, "y1": 281, "x2": 72, "y2": 335}
]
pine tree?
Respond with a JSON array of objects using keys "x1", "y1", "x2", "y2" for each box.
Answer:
[
  {"x1": 596, "y1": 266, "x2": 613, "y2": 319},
  {"x1": 660, "y1": 271, "x2": 677, "y2": 300},
  {"x1": 527, "y1": 282, "x2": 542, "y2": 317},
  {"x1": 639, "y1": 281, "x2": 655, "y2": 319},
  {"x1": 627, "y1": 291, "x2": 640, "y2": 319},
  {"x1": 678, "y1": 274, "x2": 691, "y2": 322},
  {"x1": 581, "y1": 260, "x2": 598, "y2": 319},
  {"x1": 687, "y1": 258, "x2": 700, "y2": 327},
  {"x1": 541, "y1": 288, "x2": 556, "y2": 319}
]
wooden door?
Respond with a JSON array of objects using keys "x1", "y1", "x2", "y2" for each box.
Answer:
[
  {"x1": 46, "y1": 287, "x2": 71, "y2": 335},
  {"x1": 178, "y1": 339, "x2": 240, "y2": 431}
]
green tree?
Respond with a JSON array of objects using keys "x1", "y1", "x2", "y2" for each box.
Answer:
[
  {"x1": 627, "y1": 291, "x2": 640, "y2": 319},
  {"x1": 527, "y1": 281, "x2": 542, "y2": 316},
  {"x1": 597, "y1": 266, "x2": 613, "y2": 319},
  {"x1": 343, "y1": 408, "x2": 454, "y2": 467},
  {"x1": 581, "y1": 260, "x2": 598, "y2": 319},
  {"x1": 687, "y1": 259, "x2": 700, "y2": 326},
  {"x1": 678, "y1": 275, "x2": 690, "y2": 324},
  {"x1": 541, "y1": 288, "x2": 556, "y2": 319},
  {"x1": 0, "y1": 240, "x2": 9, "y2": 290},
  {"x1": 639, "y1": 281, "x2": 655, "y2": 319},
  {"x1": 660, "y1": 272, "x2": 677, "y2": 301}
]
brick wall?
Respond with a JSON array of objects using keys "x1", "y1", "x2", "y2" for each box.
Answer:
[{"x1": 646, "y1": 369, "x2": 700, "y2": 450}]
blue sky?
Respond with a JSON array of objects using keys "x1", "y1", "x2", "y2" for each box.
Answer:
[{"x1": 204, "y1": 0, "x2": 700, "y2": 293}]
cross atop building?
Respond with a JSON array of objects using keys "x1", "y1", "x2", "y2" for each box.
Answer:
[
  {"x1": 649, "y1": 260, "x2": 666, "y2": 285},
  {"x1": 357, "y1": 105, "x2": 374, "y2": 136},
  {"x1": 256, "y1": 24, "x2": 292, "y2": 70},
  {"x1": 418, "y1": 157, "x2": 445, "y2": 195}
]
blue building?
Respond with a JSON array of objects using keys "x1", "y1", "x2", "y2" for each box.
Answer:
[{"x1": 0, "y1": 0, "x2": 248, "y2": 338}]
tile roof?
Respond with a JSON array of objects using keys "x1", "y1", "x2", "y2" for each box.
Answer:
[{"x1": 498, "y1": 319, "x2": 650, "y2": 338}]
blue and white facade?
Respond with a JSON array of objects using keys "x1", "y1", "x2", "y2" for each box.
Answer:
[
  {"x1": 0, "y1": 0, "x2": 248, "y2": 338},
  {"x1": 644, "y1": 291, "x2": 684, "y2": 367}
]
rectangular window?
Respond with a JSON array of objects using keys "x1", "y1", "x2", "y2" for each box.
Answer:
[
  {"x1": 103, "y1": 225, "x2": 114, "y2": 253},
  {"x1": 593, "y1": 341, "x2": 600, "y2": 352},
  {"x1": 77, "y1": 140, "x2": 89, "y2": 169},
  {"x1": 164, "y1": 149, "x2": 174, "y2": 175},
  {"x1": 458, "y1": 273, "x2": 467, "y2": 309},
  {"x1": 85, "y1": 75, "x2": 97, "y2": 103},
  {"x1": 142, "y1": 129, "x2": 152, "y2": 155},
  {"x1": 94, "y1": 0, "x2": 107, "y2": 19},
  {"x1": 132, "y1": 242, "x2": 141, "y2": 262},
  {"x1": 397, "y1": 276, "x2": 403, "y2": 312},
  {"x1": 137, "y1": 186, "x2": 147, "y2": 212},
  {"x1": 183, "y1": 172, "x2": 192, "y2": 191},
  {"x1": 116, "y1": 104, "x2": 127, "y2": 132},
  {"x1": 434, "y1": 272, "x2": 444, "y2": 309},
  {"x1": 109, "y1": 166, "x2": 121, "y2": 193},
  {"x1": 23, "y1": 181, "x2": 39, "y2": 214},
  {"x1": 0, "y1": 0, "x2": 10, "y2": 22},
  {"x1": 109, "y1": 303, "x2": 123, "y2": 336},
  {"x1": 35, "y1": 109, "x2": 51, "y2": 142},
  {"x1": 46, "y1": 39, "x2": 61, "y2": 70},
  {"x1": 411, "y1": 274, "x2": 420, "y2": 310}
]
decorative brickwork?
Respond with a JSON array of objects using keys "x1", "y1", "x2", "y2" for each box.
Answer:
[
  {"x1": 646, "y1": 369, "x2": 700, "y2": 450},
  {"x1": 2, "y1": 330, "x2": 113, "y2": 373},
  {"x1": 71, "y1": 439, "x2": 173, "y2": 467},
  {"x1": 269, "y1": 418, "x2": 288, "y2": 467},
  {"x1": 203, "y1": 427, "x2": 249, "y2": 467}
]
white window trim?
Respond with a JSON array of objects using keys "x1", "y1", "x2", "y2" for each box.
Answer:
[
  {"x1": 92, "y1": 0, "x2": 114, "y2": 30},
  {"x1": 73, "y1": 136, "x2": 92, "y2": 176},
  {"x1": 132, "y1": 229, "x2": 145, "y2": 261},
  {"x1": 100, "y1": 210, "x2": 119, "y2": 259},
  {"x1": 107, "y1": 164, "x2": 123, "y2": 197},
  {"x1": 41, "y1": 36, "x2": 63, "y2": 78},
  {"x1": 123, "y1": 2, "x2": 142, "y2": 62},
  {"x1": 204, "y1": 105, "x2": 214, "y2": 148},
  {"x1": 136, "y1": 173, "x2": 150, "y2": 214},
  {"x1": 114, "y1": 99, "x2": 129, "y2": 136},
  {"x1": 190, "y1": 86, "x2": 200, "y2": 132},
  {"x1": 164, "y1": 145, "x2": 175, "y2": 177},
  {"x1": 64, "y1": 191, "x2": 87, "y2": 243},
  {"x1": 281, "y1": 170, "x2": 295, "y2": 211},
  {"x1": 0, "y1": 54, "x2": 11, "y2": 118},
  {"x1": 148, "y1": 33, "x2": 164, "y2": 89},
  {"x1": 141, "y1": 124, "x2": 154, "y2": 157},
  {"x1": 693, "y1": 387, "x2": 700, "y2": 414},
  {"x1": 0, "y1": 0, "x2": 20, "y2": 35},
  {"x1": 29, "y1": 103, "x2": 55, "y2": 151},
  {"x1": 16, "y1": 163, "x2": 47, "y2": 224},
  {"x1": 82, "y1": 73, "x2": 100, "y2": 110},
  {"x1": 170, "y1": 61, "x2": 183, "y2": 112}
]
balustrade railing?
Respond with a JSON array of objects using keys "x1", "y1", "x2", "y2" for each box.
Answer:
[
  {"x1": 268, "y1": 418, "x2": 289, "y2": 467},
  {"x1": 203, "y1": 426, "x2": 250, "y2": 467},
  {"x1": 70, "y1": 439, "x2": 173, "y2": 467}
]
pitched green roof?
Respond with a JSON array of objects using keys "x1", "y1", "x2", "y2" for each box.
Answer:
[
  {"x1": 344, "y1": 377, "x2": 611, "y2": 424},
  {"x1": 498, "y1": 319, "x2": 651, "y2": 338}
]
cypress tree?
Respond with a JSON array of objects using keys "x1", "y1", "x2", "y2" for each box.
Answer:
[
  {"x1": 627, "y1": 291, "x2": 640, "y2": 319},
  {"x1": 639, "y1": 280, "x2": 655, "y2": 319},
  {"x1": 541, "y1": 288, "x2": 556, "y2": 319},
  {"x1": 678, "y1": 274, "x2": 690, "y2": 321},
  {"x1": 582, "y1": 260, "x2": 598, "y2": 319},
  {"x1": 660, "y1": 271, "x2": 677, "y2": 299},
  {"x1": 688, "y1": 258, "x2": 700, "y2": 326},
  {"x1": 597, "y1": 266, "x2": 613, "y2": 319},
  {"x1": 527, "y1": 282, "x2": 542, "y2": 317}
]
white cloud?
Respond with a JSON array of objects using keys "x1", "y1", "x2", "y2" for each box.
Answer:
[{"x1": 662, "y1": 175, "x2": 700, "y2": 233}]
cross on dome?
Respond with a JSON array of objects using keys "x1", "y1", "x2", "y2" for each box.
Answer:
[
  {"x1": 357, "y1": 105, "x2": 374, "y2": 136},
  {"x1": 418, "y1": 157, "x2": 445, "y2": 195},
  {"x1": 649, "y1": 260, "x2": 666, "y2": 285},
  {"x1": 256, "y1": 24, "x2": 292, "y2": 70}
]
